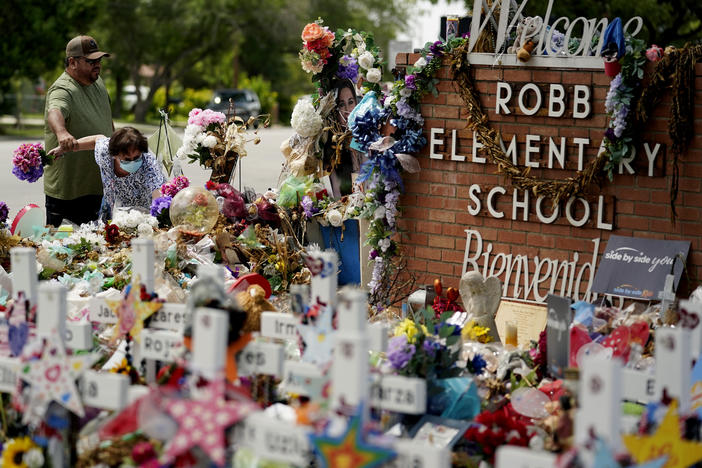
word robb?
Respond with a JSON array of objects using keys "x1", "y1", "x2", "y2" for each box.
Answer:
[{"x1": 429, "y1": 80, "x2": 665, "y2": 231}]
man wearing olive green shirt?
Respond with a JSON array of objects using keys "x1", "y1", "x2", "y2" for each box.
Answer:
[{"x1": 43, "y1": 35, "x2": 113, "y2": 227}]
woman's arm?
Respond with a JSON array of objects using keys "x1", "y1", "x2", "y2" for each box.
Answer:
[{"x1": 47, "y1": 134, "x2": 107, "y2": 157}]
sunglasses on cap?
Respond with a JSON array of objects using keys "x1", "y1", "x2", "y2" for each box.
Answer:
[{"x1": 74, "y1": 56, "x2": 102, "y2": 65}]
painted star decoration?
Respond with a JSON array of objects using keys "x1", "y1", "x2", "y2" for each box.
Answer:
[
  {"x1": 623, "y1": 400, "x2": 702, "y2": 468},
  {"x1": 160, "y1": 378, "x2": 258, "y2": 466},
  {"x1": 19, "y1": 331, "x2": 94, "y2": 424},
  {"x1": 107, "y1": 283, "x2": 162, "y2": 343},
  {"x1": 592, "y1": 438, "x2": 667, "y2": 468},
  {"x1": 297, "y1": 304, "x2": 336, "y2": 365},
  {"x1": 310, "y1": 407, "x2": 395, "y2": 468}
]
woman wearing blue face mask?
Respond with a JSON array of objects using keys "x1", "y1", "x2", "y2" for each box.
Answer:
[{"x1": 48, "y1": 126, "x2": 166, "y2": 221}]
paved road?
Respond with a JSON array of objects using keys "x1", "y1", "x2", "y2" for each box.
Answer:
[{"x1": 0, "y1": 125, "x2": 293, "y2": 221}]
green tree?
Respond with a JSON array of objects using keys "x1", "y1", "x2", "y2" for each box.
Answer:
[{"x1": 0, "y1": 0, "x2": 98, "y2": 112}]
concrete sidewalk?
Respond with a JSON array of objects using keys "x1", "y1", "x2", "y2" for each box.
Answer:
[{"x1": 0, "y1": 115, "x2": 164, "y2": 136}]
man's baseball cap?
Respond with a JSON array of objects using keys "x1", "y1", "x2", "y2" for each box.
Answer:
[{"x1": 65, "y1": 35, "x2": 110, "y2": 59}]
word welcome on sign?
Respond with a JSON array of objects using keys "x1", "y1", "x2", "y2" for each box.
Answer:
[{"x1": 467, "y1": 0, "x2": 642, "y2": 65}]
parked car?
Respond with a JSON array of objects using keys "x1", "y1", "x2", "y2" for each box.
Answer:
[
  {"x1": 207, "y1": 89, "x2": 261, "y2": 121},
  {"x1": 122, "y1": 85, "x2": 150, "y2": 111}
]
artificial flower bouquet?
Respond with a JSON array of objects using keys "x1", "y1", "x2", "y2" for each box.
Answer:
[
  {"x1": 299, "y1": 19, "x2": 384, "y2": 95},
  {"x1": 11, "y1": 142, "x2": 57, "y2": 183},
  {"x1": 176, "y1": 108, "x2": 266, "y2": 184},
  {"x1": 387, "y1": 309, "x2": 486, "y2": 379},
  {"x1": 150, "y1": 175, "x2": 191, "y2": 228}
]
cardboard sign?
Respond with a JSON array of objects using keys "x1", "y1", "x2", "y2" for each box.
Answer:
[
  {"x1": 261, "y1": 312, "x2": 299, "y2": 341},
  {"x1": 495, "y1": 446, "x2": 556, "y2": 468},
  {"x1": 370, "y1": 375, "x2": 427, "y2": 414},
  {"x1": 241, "y1": 412, "x2": 312, "y2": 466},
  {"x1": 388, "y1": 440, "x2": 451, "y2": 468},
  {"x1": 139, "y1": 329, "x2": 184, "y2": 362},
  {"x1": 592, "y1": 235, "x2": 690, "y2": 299},
  {"x1": 494, "y1": 300, "x2": 548, "y2": 347},
  {"x1": 546, "y1": 294, "x2": 572, "y2": 377},
  {"x1": 237, "y1": 342, "x2": 284, "y2": 378},
  {"x1": 89, "y1": 296, "x2": 118, "y2": 324},
  {"x1": 0, "y1": 357, "x2": 19, "y2": 393},
  {"x1": 65, "y1": 321, "x2": 93, "y2": 351},
  {"x1": 149, "y1": 303, "x2": 189, "y2": 332},
  {"x1": 282, "y1": 361, "x2": 325, "y2": 399},
  {"x1": 80, "y1": 370, "x2": 129, "y2": 411}
]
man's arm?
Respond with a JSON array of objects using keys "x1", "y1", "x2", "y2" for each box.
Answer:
[
  {"x1": 47, "y1": 108, "x2": 78, "y2": 152},
  {"x1": 47, "y1": 134, "x2": 106, "y2": 157}
]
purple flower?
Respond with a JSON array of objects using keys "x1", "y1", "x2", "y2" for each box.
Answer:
[
  {"x1": 430, "y1": 41, "x2": 444, "y2": 57},
  {"x1": 337, "y1": 55, "x2": 359, "y2": 81},
  {"x1": 301, "y1": 195, "x2": 318, "y2": 218},
  {"x1": 422, "y1": 338, "x2": 443, "y2": 357},
  {"x1": 387, "y1": 335, "x2": 415, "y2": 369},
  {"x1": 12, "y1": 142, "x2": 45, "y2": 183},
  {"x1": 369, "y1": 249, "x2": 378, "y2": 259},
  {"x1": 0, "y1": 202, "x2": 8, "y2": 225},
  {"x1": 150, "y1": 196, "x2": 172, "y2": 216},
  {"x1": 604, "y1": 127, "x2": 618, "y2": 142},
  {"x1": 405, "y1": 74, "x2": 416, "y2": 90},
  {"x1": 12, "y1": 165, "x2": 43, "y2": 183}
]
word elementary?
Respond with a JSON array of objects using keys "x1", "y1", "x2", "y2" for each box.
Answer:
[{"x1": 429, "y1": 81, "x2": 665, "y2": 231}]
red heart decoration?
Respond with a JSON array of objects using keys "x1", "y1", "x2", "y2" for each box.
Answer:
[
  {"x1": 301, "y1": 254, "x2": 324, "y2": 276},
  {"x1": 45, "y1": 364, "x2": 61, "y2": 382},
  {"x1": 569, "y1": 326, "x2": 593, "y2": 367},
  {"x1": 629, "y1": 321, "x2": 650, "y2": 346},
  {"x1": 446, "y1": 287, "x2": 459, "y2": 302},
  {"x1": 602, "y1": 326, "x2": 631, "y2": 362}
]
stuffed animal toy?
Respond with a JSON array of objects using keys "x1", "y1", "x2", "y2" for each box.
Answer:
[
  {"x1": 507, "y1": 16, "x2": 541, "y2": 62},
  {"x1": 237, "y1": 284, "x2": 276, "y2": 333}
]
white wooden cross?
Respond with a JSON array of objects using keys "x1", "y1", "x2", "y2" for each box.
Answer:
[
  {"x1": 10, "y1": 247, "x2": 37, "y2": 304},
  {"x1": 191, "y1": 307, "x2": 229, "y2": 379},
  {"x1": 655, "y1": 326, "x2": 691, "y2": 412},
  {"x1": 37, "y1": 282, "x2": 92, "y2": 351},
  {"x1": 131, "y1": 238, "x2": 155, "y2": 293},
  {"x1": 331, "y1": 288, "x2": 370, "y2": 410},
  {"x1": 658, "y1": 273, "x2": 676, "y2": 316},
  {"x1": 575, "y1": 353, "x2": 622, "y2": 448}
]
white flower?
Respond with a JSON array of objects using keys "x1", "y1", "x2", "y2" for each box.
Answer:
[
  {"x1": 400, "y1": 88, "x2": 412, "y2": 97},
  {"x1": 184, "y1": 124, "x2": 202, "y2": 137},
  {"x1": 290, "y1": 100, "x2": 324, "y2": 137},
  {"x1": 379, "y1": 238, "x2": 391, "y2": 252},
  {"x1": 202, "y1": 135, "x2": 217, "y2": 148},
  {"x1": 366, "y1": 68, "x2": 382, "y2": 83},
  {"x1": 353, "y1": 33, "x2": 364, "y2": 44},
  {"x1": 414, "y1": 57, "x2": 428, "y2": 69},
  {"x1": 327, "y1": 209, "x2": 343, "y2": 227},
  {"x1": 137, "y1": 222, "x2": 154, "y2": 237},
  {"x1": 373, "y1": 205, "x2": 386, "y2": 220},
  {"x1": 358, "y1": 51, "x2": 375, "y2": 69},
  {"x1": 195, "y1": 132, "x2": 206, "y2": 144},
  {"x1": 24, "y1": 448, "x2": 44, "y2": 468}
]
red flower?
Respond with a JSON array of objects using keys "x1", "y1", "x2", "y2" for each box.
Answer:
[
  {"x1": 206, "y1": 180, "x2": 219, "y2": 191},
  {"x1": 105, "y1": 223, "x2": 119, "y2": 243},
  {"x1": 315, "y1": 189, "x2": 328, "y2": 200}
]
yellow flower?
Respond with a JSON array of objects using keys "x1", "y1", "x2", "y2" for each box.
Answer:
[
  {"x1": 393, "y1": 318, "x2": 428, "y2": 344},
  {"x1": 462, "y1": 320, "x2": 492, "y2": 343},
  {"x1": 2, "y1": 437, "x2": 36, "y2": 468}
]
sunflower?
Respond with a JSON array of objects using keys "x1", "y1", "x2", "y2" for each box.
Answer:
[{"x1": 1, "y1": 437, "x2": 36, "y2": 468}]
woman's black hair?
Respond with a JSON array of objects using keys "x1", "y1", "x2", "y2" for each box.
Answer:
[{"x1": 108, "y1": 126, "x2": 148, "y2": 157}]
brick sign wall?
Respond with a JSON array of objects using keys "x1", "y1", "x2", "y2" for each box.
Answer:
[{"x1": 396, "y1": 53, "x2": 702, "y2": 302}]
